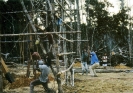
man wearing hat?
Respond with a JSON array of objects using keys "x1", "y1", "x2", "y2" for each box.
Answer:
[{"x1": 29, "y1": 60, "x2": 50, "y2": 93}]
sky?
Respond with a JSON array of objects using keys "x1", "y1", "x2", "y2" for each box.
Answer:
[
  {"x1": 80, "y1": 0, "x2": 133, "y2": 24},
  {"x1": 107, "y1": 0, "x2": 121, "y2": 14},
  {"x1": 3, "y1": 0, "x2": 8, "y2": 2},
  {"x1": 107, "y1": 0, "x2": 133, "y2": 15}
]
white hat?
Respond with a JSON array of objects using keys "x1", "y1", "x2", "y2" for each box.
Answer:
[{"x1": 38, "y1": 60, "x2": 44, "y2": 65}]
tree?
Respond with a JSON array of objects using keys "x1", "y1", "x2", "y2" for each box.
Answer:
[{"x1": 84, "y1": 0, "x2": 130, "y2": 65}]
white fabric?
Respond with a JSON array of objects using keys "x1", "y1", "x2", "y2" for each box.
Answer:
[
  {"x1": 38, "y1": 60, "x2": 44, "y2": 65},
  {"x1": 89, "y1": 63, "x2": 99, "y2": 76},
  {"x1": 39, "y1": 65, "x2": 50, "y2": 83}
]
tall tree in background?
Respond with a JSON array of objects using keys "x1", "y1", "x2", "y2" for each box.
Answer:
[
  {"x1": 84, "y1": 0, "x2": 129, "y2": 53},
  {"x1": 82, "y1": 0, "x2": 133, "y2": 66}
]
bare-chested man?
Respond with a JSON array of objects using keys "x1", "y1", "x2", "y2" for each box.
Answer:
[{"x1": 29, "y1": 49, "x2": 42, "y2": 78}]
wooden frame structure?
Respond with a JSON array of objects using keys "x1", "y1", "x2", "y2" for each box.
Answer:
[{"x1": 0, "y1": 0, "x2": 81, "y2": 92}]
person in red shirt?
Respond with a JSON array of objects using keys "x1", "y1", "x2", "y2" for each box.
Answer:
[{"x1": 30, "y1": 49, "x2": 42, "y2": 78}]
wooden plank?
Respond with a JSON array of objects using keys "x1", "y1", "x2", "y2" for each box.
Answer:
[{"x1": 1, "y1": 58, "x2": 8, "y2": 74}]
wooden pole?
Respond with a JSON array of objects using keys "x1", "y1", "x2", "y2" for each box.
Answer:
[
  {"x1": 1, "y1": 10, "x2": 47, "y2": 14},
  {"x1": 76, "y1": 0, "x2": 81, "y2": 56},
  {"x1": 69, "y1": 0, "x2": 74, "y2": 86},
  {"x1": 0, "y1": 12, "x2": 3, "y2": 92},
  {"x1": 56, "y1": 0, "x2": 73, "y2": 21},
  {"x1": 0, "y1": 31, "x2": 81, "y2": 37},
  {"x1": 58, "y1": 59, "x2": 76, "y2": 75}
]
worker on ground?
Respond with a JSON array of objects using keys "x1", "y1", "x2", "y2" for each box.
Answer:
[
  {"x1": 89, "y1": 51, "x2": 100, "y2": 77},
  {"x1": 102, "y1": 53, "x2": 108, "y2": 69},
  {"x1": 29, "y1": 60, "x2": 50, "y2": 93},
  {"x1": 81, "y1": 47, "x2": 89, "y2": 75},
  {"x1": 30, "y1": 49, "x2": 41, "y2": 78}
]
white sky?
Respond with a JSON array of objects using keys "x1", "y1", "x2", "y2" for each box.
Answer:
[
  {"x1": 107, "y1": 0, "x2": 121, "y2": 15},
  {"x1": 108, "y1": 0, "x2": 133, "y2": 16},
  {"x1": 3, "y1": 0, "x2": 8, "y2": 2},
  {"x1": 80, "y1": 0, "x2": 133, "y2": 24}
]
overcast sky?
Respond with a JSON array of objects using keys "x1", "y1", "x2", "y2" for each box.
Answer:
[
  {"x1": 108, "y1": 0, "x2": 133, "y2": 15},
  {"x1": 80, "y1": 0, "x2": 133, "y2": 24}
]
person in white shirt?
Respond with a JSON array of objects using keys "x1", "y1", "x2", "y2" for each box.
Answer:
[
  {"x1": 29, "y1": 60, "x2": 50, "y2": 93},
  {"x1": 102, "y1": 53, "x2": 108, "y2": 69}
]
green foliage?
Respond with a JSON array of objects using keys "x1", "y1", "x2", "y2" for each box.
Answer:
[{"x1": 83, "y1": 0, "x2": 130, "y2": 52}]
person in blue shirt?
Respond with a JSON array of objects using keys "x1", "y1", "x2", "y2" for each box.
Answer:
[
  {"x1": 81, "y1": 48, "x2": 89, "y2": 75},
  {"x1": 89, "y1": 51, "x2": 100, "y2": 77}
]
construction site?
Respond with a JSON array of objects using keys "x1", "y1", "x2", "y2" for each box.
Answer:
[{"x1": 0, "y1": 0, "x2": 133, "y2": 93}]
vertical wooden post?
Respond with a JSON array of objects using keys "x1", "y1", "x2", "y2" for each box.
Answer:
[
  {"x1": 75, "y1": 0, "x2": 81, "y2": 55},
  {"x1": 0, "y1": 13, "x2": 3, "y2": 92},
  {"x1": 127, "y1": 0, "x2": 132, "y2": 66},
  {"x1": 70, "y1": 0, "x2": 74, "y2": 86},
  {"x1": 55, "y1": 44, "x2": 63, "y2": 93}
]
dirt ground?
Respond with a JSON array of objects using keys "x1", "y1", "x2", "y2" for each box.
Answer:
[{"x1": 2, "y1": 63, "x2": 133, "y2": 93}]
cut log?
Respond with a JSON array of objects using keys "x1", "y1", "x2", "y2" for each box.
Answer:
[
  {"x1": 1, "y1": 58, "x2": 14, "y2": 83},
  {"x1": 1, "y1": 58, "x2": 8, "y2": 74}
]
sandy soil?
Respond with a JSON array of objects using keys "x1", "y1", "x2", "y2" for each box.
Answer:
[
  {"x1": 63, "y1": 72, "x2": 133, "y2": 93},
  {"x1": 2, "y1": 64, "x2": 133, "y2": 93}
]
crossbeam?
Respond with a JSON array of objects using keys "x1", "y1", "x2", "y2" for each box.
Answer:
[
  {"x1": 0, "y1": 31, "x2": 81, "y2": 37},
  {"x1": 58, "y1": 52, "x2": 76, "y2": 56},
  {"x1": 0, "y1": 10, "x2": 47, "y2": 14},
  {"x1": 0, "y1": 39, "x2": 88, "y2": 43}
]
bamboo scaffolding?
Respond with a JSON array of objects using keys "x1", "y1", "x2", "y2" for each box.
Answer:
[
  {"x1": 21, "y1": 0, "x2": 37, "y2": 33},
  {"x1": 46, "y1": 0, "x2": 52, "y2": 11},
  {"x1": 0, "y1": 39, "x2": 88, "y2": 43},
  {"x1": 55, "y1": 14, "x2": 75, "y2": 30},
  {"x1": 58, "y1": 52, "x2": 76, "y2": 56},
  {"x1": 0, "y1": 31, "x2": 81, "y2": 37},
  {"x1": 0, "y1": 10, "x2": 47, "y2": 14},
  {"x1": 56, "y1": 34, "x2": 73, "y2": 42},
  {"x1": 56, "y1": 0, "x2": 73, "y2": 21},
  {"x1": 53, "y1": 0, "x2": 74, "y2": 30},
  {"x1": 57, "y1": 58, "x2": 76, "y2": 75},
  {"x1": 21, "y1": 0, "x2": 49, "y2": 59},
  {"x1": 0, "y1": 41, "x2": 32, "y2": 43}
]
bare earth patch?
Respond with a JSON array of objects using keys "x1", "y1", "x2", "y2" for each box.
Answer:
[
  {"x1": 2, "y1": 64, "x2": 133, "y2": 93},
  {"x1": 62, "y1": 72, "x2": 133, "y2": 93}
]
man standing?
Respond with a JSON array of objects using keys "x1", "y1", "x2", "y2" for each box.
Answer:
[
  {"x1": 81, "y1": 48, "x2": 89, "y2": 75},
  {"x1": 30, "y1": 49, "x2": 41, "y2": 78},
  {"x1": 89, "y1": 51, "x2": 100, "y2": 77},
  {"x1": 102, "y1": 53, "x2": 108, "y2": 69},
  {"x1": 30, "y1": 60, "x2": 50, "y2": 93}
]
